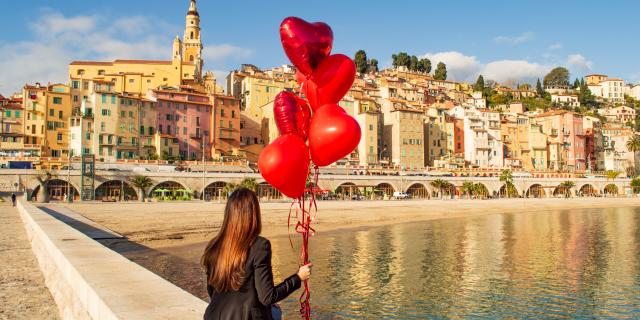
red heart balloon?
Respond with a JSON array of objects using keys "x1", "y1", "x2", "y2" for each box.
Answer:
[
  {"x1": 258, "y1": 134, "x2": 310, "y2": 198},
  {"x1": 308, "y1": 104, "x2": 361, "y2": 167},
  {"x1": 273, "y1": 91, "x2": 311, "y2": 140},
  {"x1": 301, "y1": 54, "x2": 356, "y2": 112},
  {"x1": 280, "y1": 17, "x2": 333, "y2": 77}
]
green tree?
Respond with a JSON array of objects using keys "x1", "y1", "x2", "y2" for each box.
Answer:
[
  {"x1": 499, "y1": 169, "x2": 517, "y2": 198},
  {"x1": 536, "y1": 78, "x2": 544, "y2": 96},
  {"x1": 354, "y1": 50, "x2": 368, "y2": 74},
  {"x1": 473, "y1": 183, "x2": 488, "y2": 199},
  {"x1": 434, "y1": 62, "x2": 447, "y2": 80},
  {"x1": 543, "y1": 67, "x2": 570, "y2": 87},
  {"x1": 430, "y1": 179, "x2": 450, "y2": 199},
  {"x1": 222, "y1": 182, "x2": 238, "y2": 198},
  {"x1": 461, "y1": 181, "x2": 475, "y2": 199},
  {"x1": 573, "y1": 78, "x2": 580, "y2": 89},
  {"x1": 392, "y1": 52, "x2": 410, "y2": 68},
  {"x1": 626, "y1": 134, "x2": 640, "y2": 175},
  {"x1": 409, "y1": 55, "x2": 419, "y2": 71},
  {"x1": 239, "y1": 178, "x2": 259, "y2": 192},
  {"x1": 368, "y1": 59, "x2": 379, "y2": 73},
  {"x1": 474, "y1": 75, "x2": 485, "y2": 91},
  {"x1": 559, "y1": 181, "x2": 575, "y2": 198},
  {"x1": 418, "y1": 58, "x2": 431, "y2": 73},
  {"x1": 606, "y1": 170, "x2": 621, "y2": 181},
  {"x1": 130, "y1": 175, "x2": 153, "y2": 202},
  {"x1": 630, "y1": 177, "x2": 640, "y2": 194},
  {"x1": 578, "y1": 81, "x2": 599, "y2": 109}
]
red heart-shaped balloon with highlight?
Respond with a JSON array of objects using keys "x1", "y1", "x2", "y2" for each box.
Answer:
[
  {"x1": 258, "y1": 134, "x2": 310, "y2": 198},
  {"x1": 273, "y1": 91, "x2": 312, "y2": 141},
  {"x1": 280, "y1": 17, "x2": 333, "y2": 77},
  {"x1": 300, "y1": 54, "x2": 356, "y2": 112},
  {"x1": 308, "y1": 104, "x2": 361, "y2": 167}
]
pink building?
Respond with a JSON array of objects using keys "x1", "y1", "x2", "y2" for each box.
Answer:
[
  {"x1": 152, "y1": 88, "x2": 213, "y2": 160},
  {"x1": 532, "y1": 110, "x2": 586, "y2": 171}
]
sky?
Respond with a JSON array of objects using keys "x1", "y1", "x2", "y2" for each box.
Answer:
[{"x1": 1, "y1": 0, "x2": 640, "y2": 96}]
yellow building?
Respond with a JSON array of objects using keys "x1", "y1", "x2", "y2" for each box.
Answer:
[
  {"x1": 0, "y1": 103, "x2": 24, "y2": 156},
  {"x1": 68, "y1": 0, "x2": 203, "y2": 100},
  {"x1": 22, "y1": 83, "x2": 72, "y2": 158},
  {"x1": 381, "y1": 100, "x2": 424, "y2": 170},
  {"x1": 226, "y1": 64, "x2": 298, "y2": 148}
]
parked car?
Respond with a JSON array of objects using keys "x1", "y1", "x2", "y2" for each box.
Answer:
[{"x1": 393, "y1": 192, "x2": 410, "y2": 199}]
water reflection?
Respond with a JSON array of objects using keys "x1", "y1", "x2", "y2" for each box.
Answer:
[{"x1": 269, "y1": 207, "x2": 640, "y2": 319}]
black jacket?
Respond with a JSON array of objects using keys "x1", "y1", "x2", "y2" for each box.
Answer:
[{"x1": 204, "y1": 236, "x2": 301, "y2": 320}]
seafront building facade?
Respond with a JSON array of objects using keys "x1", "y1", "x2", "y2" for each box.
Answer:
[{"x1": 2, "y1": 0, "x2": 640, "y2": 177}]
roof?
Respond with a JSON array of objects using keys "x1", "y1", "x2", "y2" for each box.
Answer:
[
  {"x1": 2, "y1": 103, "x2": 23, "y2": 110},
  {"x1": 601, "y1": 77, "x2": 623, "y2": 82},
  {"x1": 70, "y1": 59, "x2": 180, "y2": 66},
  {"x1": 585, "y1": 74, "x2": 607, "y2": 77},
  {"x1": 70, "y1": 61, "x2": 113, "y2": 66}
]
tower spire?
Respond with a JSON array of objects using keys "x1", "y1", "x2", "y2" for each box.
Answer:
[{"x1": 188, "y1": 0, "x2": 198, "y2": 16}]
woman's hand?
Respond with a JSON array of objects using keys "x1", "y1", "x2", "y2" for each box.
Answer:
[{"x1": 297, "y1": 263, "x2": 313, "y2": 281}]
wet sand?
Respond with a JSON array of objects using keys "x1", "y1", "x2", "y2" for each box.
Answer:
[{"x1": 61, "y1": 197, "x2": 640, "y2": 300}]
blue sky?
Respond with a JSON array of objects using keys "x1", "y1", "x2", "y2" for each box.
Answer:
[{"x1": 1, "y1": 0, "x2": 640, "y2": 95}]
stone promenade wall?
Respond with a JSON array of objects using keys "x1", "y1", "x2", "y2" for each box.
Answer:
[{"x1": 17, "y1": 200, "x2": 207, "y2": 319}]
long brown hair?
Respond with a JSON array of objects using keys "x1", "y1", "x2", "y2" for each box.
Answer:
[{"x1": 201, "y1": 188, "x2": 262, "y2": 292}]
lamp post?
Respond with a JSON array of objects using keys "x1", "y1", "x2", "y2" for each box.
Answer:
[
  {"x1": 201, "y1": 134, "x2": 206, "y2": 201},
  {"x1": 67, "y1": 148, "x2": 73, "y2": 203}
]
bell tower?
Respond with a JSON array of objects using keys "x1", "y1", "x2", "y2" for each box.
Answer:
[{"x1": 183, "y1": 0, "x2": 203, "y2": 79}]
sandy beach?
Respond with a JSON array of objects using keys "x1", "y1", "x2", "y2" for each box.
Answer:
[
  {"x1": 50, "y1": 197, "x2": 640, "y2": 302},
  {"x1": 62, "y1": 197, "x2": 640, "y2": 249}
]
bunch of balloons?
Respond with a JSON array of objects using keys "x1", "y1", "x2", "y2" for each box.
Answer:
[
  {"x1": 258, "y1": 16, "x2": 361, "y2": 198},
  {"x1": 257, "y1": 17, "x2": 361, "y2": 319}
]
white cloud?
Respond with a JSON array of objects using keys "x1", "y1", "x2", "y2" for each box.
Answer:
[
  {"x1": 548, "y1": 43, "x2": 562, "y2": 50},
  {"x1": 481, "y1": 60, "x2": 550, "y2": 84},
  {"x1": 566, "y1": 54, "x2": 593, "y2": 72},
  {"x1": 493, "y1": 31, "x2": 534, "y2": 45},
  {"x1": 421, "y1": 51, "x2": 552, "y2": 84},
  {"x1": 422, "y1": 51, "x2": 481, "y2": 81},
  {"x1": 0, "y1": 10, "x2": 252, "y2": 96},
  {"x1": 202, "y1": 44, "x2": 253, "y2": 62}
]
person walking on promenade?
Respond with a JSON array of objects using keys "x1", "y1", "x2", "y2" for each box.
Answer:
[
  {"x1": 201, "y1": 188, "x2": 312, "y2": 320},
  {"x1": 11, "y1": 193, "x2": 16, "y2": 207}
]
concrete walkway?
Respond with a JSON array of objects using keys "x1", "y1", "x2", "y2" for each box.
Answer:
[{"x1": 0, "y1": 200, "x2": 60, "y2": 319}]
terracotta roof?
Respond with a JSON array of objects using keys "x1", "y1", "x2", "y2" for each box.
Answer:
[
  {"x1": 70, "y1": 61, "x2": 113, "y2": 66},
  {"x1": 114, "y1": 59, "x2": 172, "y2": 65},
  {"x1": 2, "y1": 103, "x2": 23, "y2": 110}
]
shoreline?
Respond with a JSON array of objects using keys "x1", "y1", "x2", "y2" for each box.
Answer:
[{"x1": 61, "y1": 197, "x2": 640, "y2": 250}]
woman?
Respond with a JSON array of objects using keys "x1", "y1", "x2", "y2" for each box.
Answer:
[{"x1": 202, "y1": 188, "x2": 312, "y2": 320}]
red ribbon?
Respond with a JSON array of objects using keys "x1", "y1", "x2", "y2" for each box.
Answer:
[{"x1": 287, "y1": 166, "x2": 320, "y2": 319}]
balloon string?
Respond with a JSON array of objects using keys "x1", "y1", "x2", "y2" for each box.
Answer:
[{"x1": 296, "y1": 166, "x2": 319, "y2": 319}]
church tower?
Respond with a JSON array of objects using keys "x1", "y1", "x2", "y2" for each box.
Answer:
[{"x1": 183, "y1": 0, "x2": 203, "y2": 79}]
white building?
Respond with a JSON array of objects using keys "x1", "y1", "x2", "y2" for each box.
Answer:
[
  {"x1": 588, "y1": 77, "x2": 625, "y2": 103},
  {"x1": 551, "y1": 93, "x2": 580, "y2": 107},
  {"x1": 598, "y1": 106, "x2": 636, "y2": 125},
  {"x1": 625, "y1": 84, "x2": 640, "y2": 100},
  {"x1": 462, "y1": 107, "x2": 503, "y2": 168}
]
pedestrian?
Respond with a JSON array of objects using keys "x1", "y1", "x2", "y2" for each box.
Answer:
[
  {"x1": 11, "y1": 193, "x2": 17, "y2": 206},
  {"x1": 201, "y1": 188, "x2": 312, "y2": 320}
]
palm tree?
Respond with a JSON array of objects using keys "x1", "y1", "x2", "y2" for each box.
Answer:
[
  {"x1": 130, "y1": 175, "x2": 153, "y2": 202},
  {"x1": 35, "y1": 170, "x2": 54, "y2": 203},
  {"x1": 473, "y1": 183, "x2": 488, "y2": 199},
  {"x1": 605, "y1": 170, "x2": 621, "y2": 181},
  {"x1": 499, "y1": 169, "x2": 516, "y2": 198},
  {"x1": 430, "y1": 179, "x2": 449, "y2": 199},
  {"x1": 222, "y1": 182, "x2": 238, "y2": 198},
  {"x1": 239, "y1": 178, "x2": 259, "y2": 192},
  {"x1": 630, "y1": 177, "x2": 640, "y2": 194},
  {"x1": 559, "y1": 181, "x2": 575, "y2": 198},
  {"x1": 461, "y1": 181, "x2": 475, "y2": 199},
  {"x1": 626, "y1": 134, "x2": 640, "y2": 175}
]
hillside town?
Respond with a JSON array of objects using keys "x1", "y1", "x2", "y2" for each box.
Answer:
[{"x1": 1, "y1": 0, "x2": 639, "y2": 179}]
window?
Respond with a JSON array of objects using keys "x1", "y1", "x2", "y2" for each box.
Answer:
[
  {"x1": 101, "y1": 109, "x2": 111, "y2": 116},
  {"x1": 369, "y1": 124, "x2": 373, "y2": 130},
  {"x1": 129, "y1": 111, "x2": 133, "y2": 118},
  {"x1": 57, "y1": 133, "x2": 62, "y2": 141},
  {"x1": 58, "y1": 111, "x2": 63, "y2": 119},
  {"x1": 77, "y1": 69, "x2": 85, "y2": 76},
  {"x1": 53, "y1": 97, "x2": 62, "y2": 104},
  {"x1": 100, "y1": 122, "x2": 105, "y2": 131},
  {"x1": 98, "y1": 70, "x2": 105, "y2": 75},
  {"x1": 72, "y1": 81, "x2": 79, "y2": 89},
  {"x1": 196, "y1": 117, "x2": 200, "y2": 126},
  {"x1": 231, "y1": 110, "x2": 235, "y2": 118},
  {"x1": 15, "y1": 111, "x2": 20, "y2": 118},
  {"x1": 83, "y1": 82, "x2": 89, "y2": 90},
  {"x1": 229, "y1": 121, "x2": 232, "y2": 129},
  {"x1": 158, "y1": 125, "x2": 163, "y2": 133},
  {"x1": 102, "y1": 94, "x2": 107, "y2": 103},
  {"x1": 221, "y1": 109, "x2": 225, "y2": 117},
  {"x1": 120, "y1": 111, "x2": 126, "y2": 117},
  {"x1": 129, "y1": 79, "x2": 134, "y2": 83},
  {"x1": 111, "y1": 96, "x2": 116, "y2": 104},
  {"x1": 73, "y1": 95, "x2": 79, "y2": 102},
  {"x1": 183, "y1": 127, "x2": 187, "y2": 135},
  {"x1": 49, "y1": 109, "x2": 55, "y2": 117}
]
